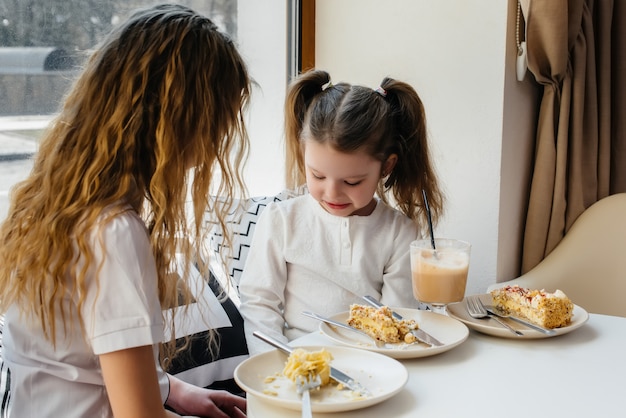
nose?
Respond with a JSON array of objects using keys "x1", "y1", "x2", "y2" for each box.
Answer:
[{"x1": 324, "y1": 180, "x2": 344, "y2": 200}]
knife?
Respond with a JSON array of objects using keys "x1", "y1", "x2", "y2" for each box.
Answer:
[
  {"x1": 302, "y1": 310, "x2": 400, "y2": 348},
  {"x1": 362, "y1": 295, "x2": 445, "y2": 347},
  {"x1": 252, "y1": 331, "x2": 372, "y2": 397}
]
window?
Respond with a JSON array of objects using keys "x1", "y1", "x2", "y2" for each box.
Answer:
[{"x1": 0, "y1": 0, "x2": 313, "y2": 219}]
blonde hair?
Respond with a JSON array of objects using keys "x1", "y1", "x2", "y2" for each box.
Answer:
[
  {"x1": 285, "y1": 69, "x2": 444, "y2": 229},
  {"x1": 0, "y1": 4, "x2": 250, "y2": 367}
]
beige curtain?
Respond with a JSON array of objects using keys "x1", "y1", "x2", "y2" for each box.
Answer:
[{"x1": 521, "y1": 0, "x2": 626, "y2": 273}]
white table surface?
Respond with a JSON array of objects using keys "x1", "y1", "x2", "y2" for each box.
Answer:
[{"x1": 246, "y1": 313, "x2": 626, "y2": 417}]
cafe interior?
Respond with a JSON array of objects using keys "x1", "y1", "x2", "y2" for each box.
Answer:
[{"x1": 0, "y1": 0, "x2": 625, "y2": 417}]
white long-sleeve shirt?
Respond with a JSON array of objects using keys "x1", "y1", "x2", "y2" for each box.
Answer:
[{"x1": 239, "y1": 194, "x2": 422, "y2": 354}]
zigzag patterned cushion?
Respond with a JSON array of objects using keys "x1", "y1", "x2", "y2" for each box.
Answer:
[
  {"x1": 208, "y1": 190, "x2": 298, "y2": 289},
  {"x1": 0, "y1": 316, "x2": 10, "y2": 418}
]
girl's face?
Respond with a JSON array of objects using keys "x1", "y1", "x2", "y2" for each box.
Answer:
[{"x1": 304, "y1": 140, "x2": 395, "y2": 217}]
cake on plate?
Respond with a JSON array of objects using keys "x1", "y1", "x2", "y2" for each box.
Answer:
[
  {"x1": 282, "y1": 347, "x2": 333, "y2": 386},
  {"x1": 347, "y1": 304, "x2": 419, "y2": 344},
  {"x1": 490, "y1": 285, "x2": 574, "y2": 329}
]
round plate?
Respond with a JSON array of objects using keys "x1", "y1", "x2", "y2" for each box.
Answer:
[
  {"x1": 446, "y1": 293, "x2": 590, "y2": 339},
  {"x1": 234, "y1": 345, "x2": 408, "y2": 413},
  {"x1": 319, "y1": 308, "x2": 469, "y2": 359}
]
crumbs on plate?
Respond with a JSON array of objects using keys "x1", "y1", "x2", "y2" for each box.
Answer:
[{"x1": 262, "y1": 372, "x2": 366, "y2": 401}]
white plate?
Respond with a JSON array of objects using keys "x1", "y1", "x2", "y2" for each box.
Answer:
[
  {"x1": 319, "y1": 308, "x2": 469, "y2": 359},
  {"x1": 234, "y1": 345, "x2": 408, "y2": 413},
  {"x1": 446, "y1": 293, "x2": 590, "y2": 339}
]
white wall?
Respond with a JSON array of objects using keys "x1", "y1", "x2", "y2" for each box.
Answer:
[{"x1": 316, "y1": 0, "x2": 536, "y2": 294}]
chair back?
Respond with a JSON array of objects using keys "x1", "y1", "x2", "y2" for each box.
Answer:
[{"x1": 488, "y1": 193, "x2": 626, "y2": 317}]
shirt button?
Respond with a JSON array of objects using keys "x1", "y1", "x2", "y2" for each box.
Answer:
[{"x1": 343, "y1": 242, "x2": 351, "y2": 248}]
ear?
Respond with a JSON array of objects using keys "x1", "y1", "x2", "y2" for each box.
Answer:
[{"x1": 381, "y1": 154, "x2": 398, "y2": 177}]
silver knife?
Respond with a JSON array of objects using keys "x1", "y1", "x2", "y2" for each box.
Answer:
[
  {"x1": 362, "y1": 295, "x2": 445, "y2": 347},
  {"x1": 252, "y1": 331, "x2": 372, "y2": 397}
]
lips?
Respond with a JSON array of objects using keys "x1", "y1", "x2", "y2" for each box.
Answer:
[{"x1": 325, "y1": 201, "x2": 350, "y2": 210}]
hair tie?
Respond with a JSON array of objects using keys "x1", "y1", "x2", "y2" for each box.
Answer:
[
  {"x1": 375, "y1": 86, "x2": 387, "y2": 97},
  {"x1": 321, "y1": 80, "x2": 333, "y2": 91}
]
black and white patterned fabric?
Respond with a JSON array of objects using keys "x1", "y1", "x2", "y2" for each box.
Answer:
[
  {"x1": 207, "y1": 190, "x2": 300, "y2": 288},
  {"x1": 0, "y1": 316, "x2": 10, "y2": 418},
  {"x1": 165, "y1": 262, "x2": 249, "y2": 396}
]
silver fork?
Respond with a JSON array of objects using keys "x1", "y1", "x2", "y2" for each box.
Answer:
[
  {"x1": 466, "y1": 295, "x2": 523, "y2": 336},
  {"x1": 297, "y1": 374, "x2": 322, "y2": 418}
]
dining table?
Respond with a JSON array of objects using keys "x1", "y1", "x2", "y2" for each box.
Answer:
[{"x1": 245, "y1": 312, "x2": 626, "y2": 417}]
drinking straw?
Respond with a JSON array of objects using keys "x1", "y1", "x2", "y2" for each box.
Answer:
[{"x1": 421, "y1": 189, "x2": 436, "y2": 250}]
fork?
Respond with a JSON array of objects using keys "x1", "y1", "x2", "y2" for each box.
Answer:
[
  {"x1": 466, "y1": 295, "x2": 523, "y2": 336},
  {"x1": 297, "y1": 374, "x2": 322, "y2": 418}
]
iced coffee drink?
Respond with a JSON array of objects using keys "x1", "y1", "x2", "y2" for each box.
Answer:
[{"x1": 410, "y1": 239, "x2": 471, "y2": 309}]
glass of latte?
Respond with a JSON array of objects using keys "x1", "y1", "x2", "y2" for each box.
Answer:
[{"x1": 410, "y1": 238, "x2": 471, "y2": 314}]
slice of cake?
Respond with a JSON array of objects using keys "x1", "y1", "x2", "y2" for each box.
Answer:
[
  {"x1": 347, "y1": 304, "x2": 419, "y2": 344},
  {"x1": 490, "y1": 285, "x2": 574, "y2": 329},
  {"x1": 282, "y1": 348, "x2": 333, "y2": 386}
]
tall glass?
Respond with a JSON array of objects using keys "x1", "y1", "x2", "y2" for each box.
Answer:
[{"x1": 410, "y1": 238, "x2": 471, "y2": 314}]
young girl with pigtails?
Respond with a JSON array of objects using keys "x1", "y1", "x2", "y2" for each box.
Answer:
[{"x1": 239, "y1": 69, "x2": 445, "y2": 354}]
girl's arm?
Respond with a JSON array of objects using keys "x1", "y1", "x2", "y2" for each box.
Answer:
[
  {"x1": 238, "y1": 202, "x2": 290, "y2": 354},
  {"x1": 100, "y1": 345, "x2": 174, "y2": 418},
  {"x1": 100, "y1": 346, "x2": 247, "y2": 418}
]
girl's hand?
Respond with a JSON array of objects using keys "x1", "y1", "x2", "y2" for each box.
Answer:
[{"x1": 166, "y1": 374, "x2": 247, "y2": 418}]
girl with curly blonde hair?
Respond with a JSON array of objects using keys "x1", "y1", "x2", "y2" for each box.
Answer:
[{"x1": 0, "y1": 4, "x2": 249, "y2": 417}]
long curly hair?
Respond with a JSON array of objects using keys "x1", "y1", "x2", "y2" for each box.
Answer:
[
  {"x1": 285, "y1": 69, "x2": 444, "y2": 230},
  {"x1": 0, "y1": 4, "x2": 250, "y2": 366}
]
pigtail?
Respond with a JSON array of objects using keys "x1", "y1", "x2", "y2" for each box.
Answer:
[
  {"x1": 284, "y1": 69, "x2": 331, "y2": 189},
  {"x1": 378, "y1": 77, "x2": 444, "y2": 229}
]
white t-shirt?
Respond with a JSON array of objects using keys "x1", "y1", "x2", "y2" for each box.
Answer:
[
  {"x1": 3, "y1": 208, "x2": 168, "y2": 417},
  {"x1": 239, "y1": 194, "x2": 422, "y2": 355}
]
